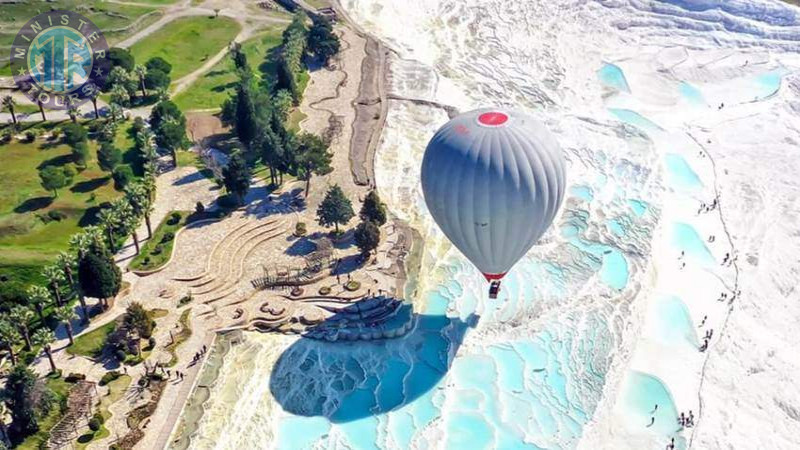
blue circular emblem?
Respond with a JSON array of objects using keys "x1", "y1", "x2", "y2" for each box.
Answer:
[{"x1": 10, "y1": 10, "x2": 111, "y2": 110}]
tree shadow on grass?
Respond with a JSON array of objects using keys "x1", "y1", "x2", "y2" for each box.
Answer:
[
  {"x1": 269, "y1": 312, "x2": 479, "y2": 422},
  {"x1": 37, "y1": 153, "x2": 73, "y2": 169},
  {"x1": 14, "y1": 196, "x2": 53, "y2": 213},
  {"x1": 70, "y1": 176, "x2": 110, "y2": 193},
  {"x1": 79, "y1": 203, "x2": 112, "y2": 227}
]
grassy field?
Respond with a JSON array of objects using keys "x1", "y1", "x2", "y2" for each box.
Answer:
[
  {"x1": 129, "y1": 210, "x2": 192, "y2": 271},
  {"x1": 130, "y1": 16, "x2": 241, "y2": 81},
  {"x1": 67, "y1": 321, "x2": 117, "y2": 359},
  {"x1": 0, "y1": 121, "x2": 140, "y2": 274},
  {"x1": 173, "y1": 27, "x2": 286, "y2": 111}
]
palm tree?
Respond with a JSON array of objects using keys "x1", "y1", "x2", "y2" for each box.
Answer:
[
  {"x1": 108, "y1": 102, "x2": 123, "y2": 123},
  {"x1": 9, "y1": 306, "x2": 34, "y2": 350},
  {"x1": 136, "y1": 129, "x2": 157, "y2": 167},
  {"x1": 2, "y1": 96, "x2": 16, "y2": 125},
  {"x1": 55, "y1": 252, "x2": 76, "y2": 286},
  {"x1": 37, "y1": 98, "x2": 46, "y2": 121},
  {"x1": 32, "y1": 329, "x2": 57, "y2": 373},
  {"x1": 97, "y1": 207, "x2": 120, "y2": 251},
  {"x1": 26, "y1": 285, "x2": 51, "y2": 322},
  {"x1": 134, "y1": 64, "x2": 148, "y2": 98},
  {"x1": 126, "y1": 182, "x2": 155, "y2": 239},
  {"x1": 42, "y1": 264, "x2": 66, "y2": 306},
  {"x1": 53, "y1": 306, "x2": 78, "y2": 346},
  {"x1": 90, "y1": 94, "x2": 100, "y2": 119},
  {"x1": 0, "y1": 318, "x2": 21, "y2": 365},
  {"x1": 114, "y1": 199, "x2": 140, "y2": 254},
  {"x1": 65, "y1": 97, "x2": 78, "y2": 123}
]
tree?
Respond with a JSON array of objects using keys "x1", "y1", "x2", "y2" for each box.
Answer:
[
  {"x1": 107, "y1": 66, "x2": 136, "y2": 100},
  {"x1": 97, "y1": 207, "x2": 120, "y2": 250},
  {"x1": 307, "y1": 16, "x2": 341, "y2": 66},
  {"x1": 145, "y1": 56, "x2": 172, "y2": 75},
  {"x1": 136, "y1": 128, "x2": 158, "y2": 172},
  {"x1": 126, "y1": 182, "x2": 154, "y2": 239},
  {"x1": 273, "y1": 89, "x2": 293, "y2": 122},
  {"x1": 222, "y1": 152, "x2": 251, "y2": 205},
  {"x1": 4, "y1": 365, "x2": 39, "y2": 435},
  {"x1": 229, "y1": 42, "x2": 248, "y2": 72},
  {"x1": 134, "y1": 64, "x2": 148, "y2": 98},
  {"x1": 2, "y1": 96, "x2": 16, "y2": 125},
  {"x1": 8, "y1": 306, "x2": 33, "y2": 350},
  {"x1": 39, "y1": 165, "x2": 73, "y2": 197},
  {"x1": 317, "y1": 185, "x2": 354, "y2": 233},
  {"x1": 108, "y1": 47, "x2": 135, "y2": 72},
  {"x1": 355, "y1": 219, "x2": 381, "y2": 255},
  {"x1": 110, "y1": 83, "x2": 130, "y2": 107},
  {"x1": 0, "y1": 318, "x2": 21, "y2": 365},
  {"x1": 98, "y1": 141, "x2": 122, "y2": 173},
  {"x1": 112, "y1": 164, "x2": 134, "y2": 191},
  {"x1": 71, "y1": 141, "x2": 90, "y2": 169},
  {"x1": 53, "y1": 306, "x2": 78, "y2": 346},
  {"x1": 257, "y1": 127, "x2": 284, "y2": 186},
  {"x1": 32, "y1": 328, "x2": 56, "y2": 373},
  {"x1": 233, "y1": 75, "x2": 258, "y2": 147},
  {"x1": 150, "y1": 100, "x2": 184, "y2": 132},
  {"x1": 65, "y1": 97, "x2": 79, "y2": 123},
  {"x1": 89, "y1": 93, "x2": 100, "y2": 119},
  {"x1": 78, "y1": 247, "x2": 122, "y2": 309},
  {"x1": 296, "y1": 133, "x2": 333, "y2": 197},
  {"x1": 360, "y1": 190, "x2": 387, "y2": 226},
  {"x1": 37, "y1": 98, "x2": 46, "y2": 121},
  {"x1": 25, "y1": 286, "x2": 51, "y2": 322},
  {"x1": 114, "y1": 199, "x2": 140, "y2": 255},
  {"x1": 42, "y1": 265, "x2": 66, "y2": 306},
  {"x1": 155, "y1": 117, "x2": 186, "y2": 167},
  {"x1": 108, "y1": 103, "x2": 123, "y2": 123},
  {"x1": 124, "y1": 302, "x2": 153, "y2": 339},
  {"x1": 144, "y1": 69, "x2": 170, "y2": 92},
  {"x1": 61, "y1": 122, "x2": 88, "y2": 147}
]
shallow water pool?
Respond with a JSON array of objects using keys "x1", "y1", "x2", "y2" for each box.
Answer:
[
  {"x1": 628, "y1": 199, "x2": 648, "y2": 217},
  {"x1": 664, "y1": 153, "x2": 702, "y2": 191},
  {"x1": 650, "y1": 295, "x2": 698, "y2": 348},
  {"x1": 679, "y1": 82, "x2": 704, "y2": 105},
  {"x1": 609, "y1": 109, "x2": 662, "y2": 132},
  {"x1": 619, "y1": 371, "x2": 680, "y2": 436},
  {"x1": 598, "y1": 63, "x2": 631, "y2": 93},
  {"x1": 570, "y1": 185, "x2": 594, "y2": 202},
  {"x1": 672, "y1": 222, "x2": 714, "y2": 267}
]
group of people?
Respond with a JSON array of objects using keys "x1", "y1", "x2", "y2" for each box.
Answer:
[
  {"x1": 699, "y1": 328, "x2": 714, "y2": 352},
  {"x1": 666, "y1": 437, "x2": 677, "y2": 449},
  {"x1": 697, "y1": 197, "x2": 719, "y2": 215},
  {"x1": 192, "y1": 344, "x2": 208, "y2": 364},
  {"x1": 678, "y1": 410, "x2": 695, "y2": 428},
  {"x1": 721, "y1": 252, "x2": 737, "y2": 267}
]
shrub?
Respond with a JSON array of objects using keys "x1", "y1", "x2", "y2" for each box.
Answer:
[
  {"x1": 344, "y1": 280, "x2": 361, "y2": 291},
  {"x1": 151, "y1": 245, "x2": 162, "y2": 256},
  {"x1": 123, "y1": 354, "x2": 143, "y2": 365},
  {"x1": 142, "y1": 256, "x2": 151, "y2": 265},
  {"x1": 99, "y1": 370, "x2": 121, "y2": 386},
  {"x1": 295, "y1": 222, "x2": 307, "y2": 237},
  {"x1": 146, "y1": 336, "x2": 156, "y2": 350},
  {"x1": 148, "y1": 372, "x2": 165, "y2": 381},
  {"x1": 21, "y1": 350, "x2": 36, "y2": 365},
  {"x1": 217, "y1": 194, "x2": 238, "y2": 209},
  {"x1": 318, "y1": 286, "x2": 331, "y2": 295},
  {"x1": 168, "y1": 212, "x2": 181, "y2": 225},
  {"x1": 88, "y1": 417, "x2": 101, "y2": 432},
  {"x1": 112, "y1": 164, "x2": 134, "y2": 190},
  {"x1": 24, "y1": 130, "x2": 37, "y2": 142},
  {"x1": 65, "y1": 372, "x2": 86, "y2": 382},
  {"x1": 178, "y1": 294, "x2": 193, "y2": 306},
  {"x1": 93, "y1": 412, "x2": 105, "y2": 424},
  {"x1": 1, "y1": 128, "x2": 13, "y2": 144},
  {"x1": 195, "y1": 201, "x2": 205, "y2": 213},
  {"x1": 48, "y1": 210, "x2": 67, "y2": 222},
  {"x1": 161, "y1": 232, "x2": 175, "y2": 243},
  {"x1": 114, "y1": 349, "x2": 126, "y2": 362}
]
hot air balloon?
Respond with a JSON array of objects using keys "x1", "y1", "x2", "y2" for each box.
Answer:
[{"x1": 420, "y1": 108, "x2": 566, "y2": 298}]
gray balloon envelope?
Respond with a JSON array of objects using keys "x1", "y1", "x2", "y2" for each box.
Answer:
[{"x1": 420, "y1": 108, "x2": 566, "y2": 281}]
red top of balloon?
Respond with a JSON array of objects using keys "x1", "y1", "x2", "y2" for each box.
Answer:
[{"x1": 477, "y1": 112, "x2": 509, "y2": 127}]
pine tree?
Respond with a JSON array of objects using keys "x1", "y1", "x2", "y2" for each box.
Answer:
[
  {"x1": 355, "y1": 219, "x2": 381, "y2": 255},
  {"x1": 78, "y1": 246, "x2": 122, "y2": 309},
  {"x1": 316, "y1": 185, "x2": 354, "y2": 233},
  {"x1": 296, "y1": 133, "x2": 333, "y2": 198},
  {"x1": 222, "y1": 152, "x2": 251, "y2": 205},
  {"x1": 97, "y1": 141, "x2": 122, "y2": 173},
  {"x1": 4, "y1": 365, "x2": 39, "y2": 435},
  {"x1": 360, "y1": 190, "x2": 387, "y2": 225}
]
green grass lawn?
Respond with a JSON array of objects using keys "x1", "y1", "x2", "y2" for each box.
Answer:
[
  {"x1": 76, "y1": 374, "x2": 132, "y2": 449},
  {"x1": 67, "y1": 320, "x2": 117, "y2": 359},
  {"x1": 16, "y1": 375, "x2": 73, "y2": 450},
  {"x1": 130, "y1": 16, "x2": 241, "y2": 81},
  {"x1": 173, "y1": 27, "x2": 286, "y2": 111},
  {"x1": 129, "y1": 210, "x2": 192, "y2": 271},
  {"x1": 166, "y1": 308, "x2": 192, "y2": 366},
  {"x1": 287, "y1": 108, "x2": 307, "y2": 132},
  {"x1": 0, "y1": 120, "x2": 140, "y2": 271}
]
